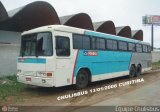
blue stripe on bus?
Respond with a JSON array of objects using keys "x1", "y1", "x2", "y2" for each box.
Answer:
[
  {"x1": 84, "y1": 30, "x2": 139, "y2": 43},
  {"x1": 18, "y1": 58, "x2": 46, "y2": 64},
  {"x1": 74, "y1": 50, "x2": 132, "y2": 76}
]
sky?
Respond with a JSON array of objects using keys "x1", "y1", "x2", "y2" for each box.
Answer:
[{"x1": 1, "y1": 0, "x2": 160, "y2": 48}]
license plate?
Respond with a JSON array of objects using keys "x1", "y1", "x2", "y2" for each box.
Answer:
[{"x1": 26, "y1": 77, "x2": 31, "y2": 81}]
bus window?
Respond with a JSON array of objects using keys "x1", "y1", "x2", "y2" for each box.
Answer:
[
  {"x1": 56, "y1": 36, "x2": 70, "y2": 56},
  {"x1": 21, "y1": 35, "x2": 36, "y2": 56},
  {"x1": 106, "y1": 39, "x2": 112, "y2": 50},
  {"x1": 83, "y1": 36, "x2": 91, "y2": 50},
  {"x1": 118, "y1": 41, "x2": 127, "y2": 51},
  {"x1": 136, "y1": 44, "x2": 142, "y2": 53},
  {"x1": 21, "y1": 32, "x2": 52, "y2": 57},
  {"x1": 37, "y1": 33, "x2": 53, "y2": 56},
  {"x1": 73, "y1": 35, "x2": 83, "y2": 49},
  {"x1": 148, "y1": 46, "x2": 151, "y2": 52},
  {"x1": 73, "y1": 34, "x2": 91, "y2": 50},
  {"x1": 112, "y1": 40, "x2": 118, "y2": 50},
  {"x1": 106, "y1": 39, "x2": 117, "y2": 50},
  {"x1": 142, "y1": 45, "x2": 148, "y2": 53},
  {"x1": 128, "y1": 43, "x2": 136, "y2": 52},
  {"x1": 99, "y1": 38, "x2": 105, "y2": 50},
  {"x1": 91, "y1": 37, "x2": 96, "y2": 50}
]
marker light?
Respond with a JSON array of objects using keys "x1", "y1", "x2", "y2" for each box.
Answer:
[{"x1": 47, "y1": 73, "x2": 52, "y2": 77}]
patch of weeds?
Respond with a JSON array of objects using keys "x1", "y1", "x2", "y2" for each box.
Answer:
[
  {"x1": 152, "y1": 61, "x2": 160, "y2": 69},
  {"x1": 0, "y1": 75, "x2": 26, "y2": 102}
]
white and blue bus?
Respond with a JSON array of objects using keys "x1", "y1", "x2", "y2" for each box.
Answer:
[{"x1": 17, "y1": 25, "x2": 152, "y2": 89}]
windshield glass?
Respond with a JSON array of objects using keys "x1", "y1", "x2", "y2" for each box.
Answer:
[{"x1": 20, "y1": 32, "x2": 53, "y2": 56}]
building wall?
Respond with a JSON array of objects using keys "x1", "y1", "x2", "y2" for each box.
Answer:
[
  {"x1": 0, "y1": 44, "x2": 20, "y2": 77},
  {"x1": 0, "y1": 30, "x2": 21, "y2": 77},
  {"x1": 152, "y1": 51, "x2": 160, "y2": 63},
  {"x1": 0, "y1": 30, "x2": 21, "y2": 44}
]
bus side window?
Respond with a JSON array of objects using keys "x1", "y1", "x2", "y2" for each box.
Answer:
[
  {"x1": 91, "y1": 37, "x2": 96, "y2": 50},
  {"x1": 118, "y1": 41, "x2": 127, "y2": 51},
  {"x1": 83, "y1": 36, "x2": 91, "y2": 50},
  {"x1": 99, "y1": 38, "x2": 105, "y2": 50},
  {"x1": 96, "y1": 38, "x2": 106, "y2": 50},
  {"x1": 143, "y1": 45, "x2": 148, "y2": 53},
  {"x1": 73, "y1": 35, "x2": 83, "y2": 49},
  {"x1": 136, "y1": 44, "x2": 142, "y2": 53},
  {"x1": 106, "y1": 39, "x2": 113, "y2": 50},
  {"x1": 112, "y1": 40, "x2": 118, "y2": 50},
  {"x1": 128, "y1": 43, "x2": 136, "y2": 52},
  {"x1": 56, "y1": 36, "x2": 70, "y2": 56},
  {"x1": 148, "y1": 46, "x2": 151, "y2": 53}
]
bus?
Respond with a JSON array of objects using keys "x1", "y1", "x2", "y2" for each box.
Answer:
[{"x1": 17, "y1": 25, "x2": 152, "y2": 89}]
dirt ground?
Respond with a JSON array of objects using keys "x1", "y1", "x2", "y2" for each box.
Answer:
[{"x1": 1, "y1": 69, "x2": 160, "y2": 112}]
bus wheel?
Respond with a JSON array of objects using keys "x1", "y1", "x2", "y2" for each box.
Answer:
[
  {"x1": 136, "y1": 65, "x2": 142, "y2": 77},
  {"x1": 129, "y1": 65, "x2": 136, "y2": 78},
  {"x1": 76, "y1": 70, "x2": 89, "y2": 89}
]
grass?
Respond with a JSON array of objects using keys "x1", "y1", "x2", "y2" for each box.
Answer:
[{"x1": 0, "y1": 75, "x2": 27, "y2": 101}]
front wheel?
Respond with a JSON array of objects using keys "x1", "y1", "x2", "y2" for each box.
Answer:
[{"x1": 75, "y1": 70, "x2": 89, "y2": 89}]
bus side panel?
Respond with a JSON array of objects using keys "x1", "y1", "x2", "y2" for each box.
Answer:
[
  {"x1": 130, "y1": 52, "x2": 152, "y2": 71},
  {"x1": 74, "y1": 50, "x2": 132, "y2": 82}
]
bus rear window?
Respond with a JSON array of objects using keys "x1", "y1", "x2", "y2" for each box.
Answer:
[{"x1": 20, "y1": 32, "x2": 53, "y2": 57}]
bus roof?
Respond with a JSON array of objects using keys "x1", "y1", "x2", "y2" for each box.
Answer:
[
  {"x1": 22, "y1": 25, "x2": 85, "y2": 35},
  {"x1": 22, "y1": 25, "x2": 150, "y2": 45}
]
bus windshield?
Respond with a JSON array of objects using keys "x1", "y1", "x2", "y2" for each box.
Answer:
[{"x1": 20, "y1": 32, "x2": 53, "y2": 57}]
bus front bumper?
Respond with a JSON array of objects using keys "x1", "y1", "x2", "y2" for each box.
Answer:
[{"x1": 17, "y1": 75, "x2": 54, "y2": 87}]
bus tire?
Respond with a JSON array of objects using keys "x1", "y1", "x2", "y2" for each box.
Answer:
[
  {"x1": 136, "y1": 64, "x2": 142, "y2": 77},
  {"x1": 75, "y1": 70, "x2": 89, "y2": 89},
  {"x1": 129, "y1": 65, "x2": 136, "y2": 78}
]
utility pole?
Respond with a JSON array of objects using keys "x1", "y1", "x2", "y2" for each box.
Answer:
[{"x1": 151, "y1": 24, "x2": 154, "y2": 51}]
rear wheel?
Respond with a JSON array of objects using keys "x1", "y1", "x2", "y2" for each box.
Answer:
[
  {"x1": 129, "y1": 65, "x2": 136, "y2": 78},
  {"x1": 136, "y1": 65, "x2": 142, "y2": 77},
  {"x1": 76, "y1": 70, "x2": 89, "y2": 89}
]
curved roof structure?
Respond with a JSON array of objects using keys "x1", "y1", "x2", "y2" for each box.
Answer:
[
  {"x1": 93, "y1": 21, "x2": 116, "y2": 35},
  {"x1": 0, "y1": 2, "x2": 8, "y2": 22},
  {"x1": 0, "y1": 1, "x2": 60, "y2": 32},
  {"x1": 60, "y1": 13, "x2": 94, "y2": 30},
  {"x1": 116, "y1": 26, "x2": 132, "y2": 38},
  {"x1": 132, "y1": 30, "x2": 143, "y2": 41}
]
